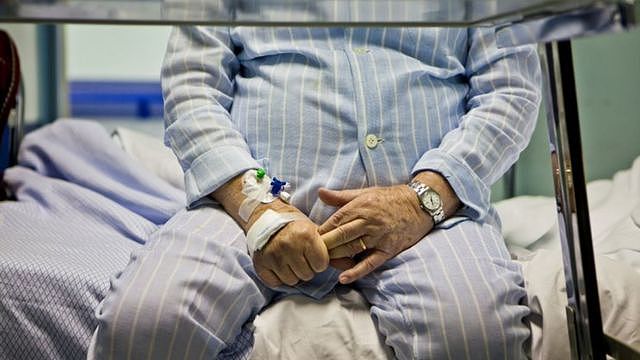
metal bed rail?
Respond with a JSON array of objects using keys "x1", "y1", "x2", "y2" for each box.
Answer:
[{"x1": 502, "y1": 2, "x2": 640, "y2": 358}]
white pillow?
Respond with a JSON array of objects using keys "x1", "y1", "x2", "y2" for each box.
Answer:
[
  {"x1": 111, "y1": 127, "x2": 185, "y2": 191},
  {"x1": 494, "y1": 196, "x2": 557, "y2": 248}
]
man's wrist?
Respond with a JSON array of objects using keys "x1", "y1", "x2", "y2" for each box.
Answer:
[
  {"x1": 411, "y1": 170, "x2": 461, "y2": 220},
  {"x1": 246, "y1": 200, "x2": 300, "y2": 232},
  {"x1": 408, "y1": 180, "x2": 445, "y2": 224},
  {"x1": 246, "y1": 209, "x2": 305, "y2": 257}
]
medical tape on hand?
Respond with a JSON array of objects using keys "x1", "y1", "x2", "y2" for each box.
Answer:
[
  {"x1": 239, "y1": 169, "x2": 276, "y2": 222},
  {"x1": 246, "y1": 209, "x2": 305, "y2": 257}
]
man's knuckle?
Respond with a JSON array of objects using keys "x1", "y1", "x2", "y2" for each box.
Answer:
[
  {"x1": 301, "y1": 272, "x2": 313, "y2": 281},
  {"x1": 337, "y1": 226, "x2": 351, "y2": 242},
  {"x1": 278, "y1": 240, "x2": 294, "y2": 252},
  {"x1": 311, "y1": 244, "x2": 328, "y2": 259},
  {"x1": 332, "y1": 211, "x2": 345, "y2": 225},
  {"x1": 310, "y1": 255, "x2": 329, "y2": 272},
  {"x1": 268, "y1": 253, "x2": 285, "y2": 268},
  {"x1": 364, "y1": 193, "x2": 379, "y2": 204},
  {"x1": 364, "y1": 258, "x2": 377, "y2": 272}
]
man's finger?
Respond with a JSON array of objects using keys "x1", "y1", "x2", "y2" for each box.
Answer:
[
  {"x1": 304, "y1": 239, "x2": 329, "y2": 273},
  {"x1": 257, "y1": 269, "x2": 283, "y2": 288},
  {"x1": 329, "y1": 257, "x2": 356, "y2": 271},
  {"x1": 338, "y1": 250, "x2": 388, "y2": 284},
  {"x1": 289, "y1": 257, "x2": 315, "y2": 282},
  {"x1": 320, "y1": 218, "x2": 367, "y2": 249},
  {"x1": 318, "y1": 187, "x2": 366, "y2": 207},
  {"x1": 328, "y1": 237, "x2": 371, "y2": 259},
  {"x1": 275, "y1": 265, "x2": 299, "y2": 286}
]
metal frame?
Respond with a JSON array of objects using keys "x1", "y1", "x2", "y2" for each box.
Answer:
[
  {"x1": 540, "y1": 37, "x2": 640, "y2": 360},
  {"x1": 504, "y1": 3, "x2": 640, "y2": 357},
  {"x1": 0, "y1": 0, "x2": 629, "y2": 27},
  {"x1": 36, "y1": 24, "x2": 64, "y2": 123},
  {"x1": 540, "y1": 40, "x2": 606, "y2": 360}
]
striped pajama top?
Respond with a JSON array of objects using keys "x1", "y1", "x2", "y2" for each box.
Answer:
[{"x1": 161, "y1": 25, "x2": 541, "y2": 224}]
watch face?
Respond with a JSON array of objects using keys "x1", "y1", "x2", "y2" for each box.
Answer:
[{"x1": 421, "y1": 191, "x2": 441, "y2": 211}]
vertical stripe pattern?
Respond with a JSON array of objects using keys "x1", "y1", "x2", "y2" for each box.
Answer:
[
  {"x1": 162, "y1": 25, "x2": 541, "y2": 224},
  {"x1": 99, "y1": 5, "x2": 541, "y2": 359}
]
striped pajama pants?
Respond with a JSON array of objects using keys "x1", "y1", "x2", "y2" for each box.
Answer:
[{"x1": 91, "y1": 204, "x2": 530, "y2": 360}]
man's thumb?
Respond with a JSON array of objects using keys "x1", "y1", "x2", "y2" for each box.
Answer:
[{"x1": 318, "y1": 187, "x2": 364, "y2": 207}]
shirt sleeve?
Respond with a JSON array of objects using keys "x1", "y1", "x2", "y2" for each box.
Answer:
[
  {"x1": 412, "y1": 27, "x2": 542, "y2": 221},
  {"x1": 162, "y1": 26, "x2": 260, "y2": 206}
]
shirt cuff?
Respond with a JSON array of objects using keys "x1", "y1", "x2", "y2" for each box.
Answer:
[
  {"x1": 183, "y1": 145, "x2": 260, "y2": 206},
  {"x1": 412, "y1": 149, "x2": 491, "y2": 221}
]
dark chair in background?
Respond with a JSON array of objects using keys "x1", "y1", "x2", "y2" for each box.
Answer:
[{"x1": 0, "y1": 29, "x2": 22, "y2": 201}]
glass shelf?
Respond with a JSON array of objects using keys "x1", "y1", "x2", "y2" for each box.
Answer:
[{"x1": 0, "y1": 0, "x2": 633, "y2": 27}]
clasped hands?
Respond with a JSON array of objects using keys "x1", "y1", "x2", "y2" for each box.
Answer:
[{"x1": 252, "y1": 184, "x2": 433, "y2": 288}]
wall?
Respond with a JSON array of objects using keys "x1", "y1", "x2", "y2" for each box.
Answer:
[
  {"x1": 65, "y1": 25, "x2": 171, "y2": 81},
  {"x1": 8, "y1": 24, "x2": 640, "y2": 199},
  {"x1": 501, "y1": 27, "x2": 640, "y2": 201}
]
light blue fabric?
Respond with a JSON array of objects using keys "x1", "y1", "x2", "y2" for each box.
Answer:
[
  {"x1": 93, "y1": 202, "x2": 530, "y2": 360},
  {"x1": 0, "y1": 120, "x2": 184, "y2": 359},
  {"x1": 92, "y1": 25, "x2": 541, "y2": 360},
  {"x1": 162, "y1": 26, "x2": 542, "y2": 222}
]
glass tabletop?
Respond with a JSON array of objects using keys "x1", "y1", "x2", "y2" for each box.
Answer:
[{"x1": 0, "y1": 0, "x2": 632, "y2": 27}]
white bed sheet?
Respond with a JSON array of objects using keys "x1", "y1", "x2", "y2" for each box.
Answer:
[
  {"x1": 111, "y1": 124, "x2": 640, "y2": 359},
  {"x1": 494, "y1": 156, "x2": 640, "y2": 359}
]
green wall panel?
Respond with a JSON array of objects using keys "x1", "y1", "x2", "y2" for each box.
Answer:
[{"x1": 492, "y1": 27, "x2": 640, "y2": 202}]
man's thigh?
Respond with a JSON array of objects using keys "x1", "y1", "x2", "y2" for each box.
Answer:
[
  {"x1": 94, "y1": 205, "x2": 271, "y2": 359},
  {"x1": 356, "y1": 219, "x2": 530, "y2": 360}
]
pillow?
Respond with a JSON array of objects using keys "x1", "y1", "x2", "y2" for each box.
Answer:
[
  {"x1": 111, "y1": 126, "x2": 185, "y2": 191},
  {"x1": 494, "y1": 196, "x2": 557, "y2": 248}
]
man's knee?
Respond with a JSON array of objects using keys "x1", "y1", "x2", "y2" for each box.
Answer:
[
  {"x1": 425, "y1": 291, "x2": 530, "y2": 360},
  {"x1": 93, "y1": 280, "x2": 185, "y2": 358}
]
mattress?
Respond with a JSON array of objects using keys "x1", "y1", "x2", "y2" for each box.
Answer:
[{"x1": 1, "y1": 119, "x2": 638, "y2": 359}]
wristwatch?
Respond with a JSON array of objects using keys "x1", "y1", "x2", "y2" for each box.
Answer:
[{"x1": 408, "y1": 181, "x2": 445, "y2": 224}]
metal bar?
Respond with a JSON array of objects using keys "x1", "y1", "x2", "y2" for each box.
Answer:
[
  {"x1": 606, "y1": 334, "x2": 640, "y2": 360},
  {"x1": 36, "y1": 24, "x2": 62, "y2": 123},
  {"x1": 0, "y1": 0, "x2": 628, "y2": 28},
  {"x1": 503, "y1": 165, "x2": 516, "y2": 199},
  {"x1": 539, "y1": 40, "x2": 605, "y2": 360}
]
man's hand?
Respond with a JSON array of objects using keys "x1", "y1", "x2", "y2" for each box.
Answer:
[
  {"x1": 252, "y1": 217, "x2": 329, "y2": 288},
  {"x1": 212, "y1": 172, "x2": 330, "y2": 288},
  {"x1": 318, "y1": 185, "x2": 432, "y2": 284}
]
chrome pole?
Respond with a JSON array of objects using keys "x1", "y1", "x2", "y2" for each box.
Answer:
[{"x1": 539, "y1": 40, "x2": 605, "y2": 360}]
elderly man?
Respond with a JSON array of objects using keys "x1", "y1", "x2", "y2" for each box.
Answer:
[{"x1": 92, "y1": 24, "x2": 541, "y2": 359}]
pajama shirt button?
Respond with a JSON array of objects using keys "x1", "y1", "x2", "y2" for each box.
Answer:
[{"x1": 366, "y1": 134, "x2": 381, "y2": 149}]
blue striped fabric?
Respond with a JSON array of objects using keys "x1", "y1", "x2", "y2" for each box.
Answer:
[
  {"x1": 93, "y1": 16, "x2": 542, "y2": 360},
  {"x1": 162, "y1": 25, "x2": 541, "y2": 224}
]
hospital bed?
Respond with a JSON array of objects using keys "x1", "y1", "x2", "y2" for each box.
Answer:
[
  {"x1": 2, "y1": 118, "x2": 639, "y2": 359},
  {"x1": 2, "y1": 1, "x2": 640, "y2": 359}
]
